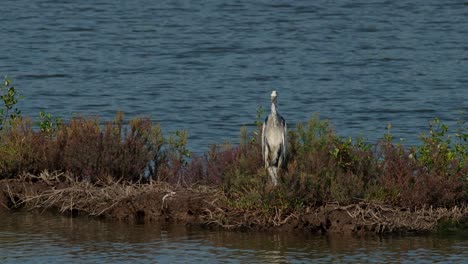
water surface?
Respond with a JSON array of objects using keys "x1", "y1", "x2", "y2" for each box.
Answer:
[
  {"x1": 1, "y1": 0, "x2": 467, "y2": 151},
  {"x1": 1, "y1": 2, "x2": 467, "y2": 262},
  {"x1": 0, "y1": 211, "x2": 467, "y2": 263}
]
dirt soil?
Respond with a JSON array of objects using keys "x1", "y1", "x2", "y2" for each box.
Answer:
[{"x1": 1, "y1": 177, "x2": 466, "y2": 235}]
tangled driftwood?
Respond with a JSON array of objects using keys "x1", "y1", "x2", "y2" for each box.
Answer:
[
  {"x1": 199, "y1": 199, "x2": 467, "y2": 234},
  {"x1": 6, "y1": 171, "x2": 177, "y2": 216},
  {"x1": 1, "y1": 172, "x2": 466, "y2": 234},
  {"x1": 328, "y1": 202, "x2": 467, "y2": 234}
]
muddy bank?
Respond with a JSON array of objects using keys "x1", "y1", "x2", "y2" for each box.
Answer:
[{"x1": 1, "y1": 175, "x2": 466, "y2": 235}]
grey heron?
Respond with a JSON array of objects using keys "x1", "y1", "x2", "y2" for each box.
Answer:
[{"x1": 262, "y1": 90, "x2": 287, "y2": 186}]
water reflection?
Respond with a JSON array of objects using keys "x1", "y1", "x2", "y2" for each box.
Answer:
[{"x1": 0, "y1": 211, "x2": 466, "y2": 263}]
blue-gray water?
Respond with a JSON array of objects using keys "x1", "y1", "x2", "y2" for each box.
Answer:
[
  {"x1": 1, "y1": 0, "x2": 467, "y2": 151},
  {"x1": 1, "y1": 1, "x2": 467, "y2": 262},
  {"x1": 0, "y1": 211, "x2": 467, "y2": 263}
]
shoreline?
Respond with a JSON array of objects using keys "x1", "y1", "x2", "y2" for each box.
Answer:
[{"x1": 1, "y1": 175, "x2": 466, "y2": 235}]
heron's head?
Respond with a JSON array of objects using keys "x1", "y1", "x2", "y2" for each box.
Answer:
[{"x1": 270, "y1": 90, "x2": 278, "y2": 102}]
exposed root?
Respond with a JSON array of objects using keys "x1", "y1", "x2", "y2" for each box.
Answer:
[
  {"x1": 199, "y1": 200, "x2": 468, "y2": 233},
  {"x1": 329, "y1": 202, "x2": 468, "y2": 234},
  {"x1": 8, "y1": 172, "x2": 177, "y2": 217},
  {"x1": 199, "y1": 203, "x2": 300, "y2": 230},
  {"x1": 1, "y1": 173, "x2": 467, "y2": 234},
  {"x1": 19, "y1": 171, "x2": 72, "y2": 185}
]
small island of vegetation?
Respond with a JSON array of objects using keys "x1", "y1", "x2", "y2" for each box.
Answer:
[{"x1": 1, "y1": 78, "x2": 467, "y2": 235}]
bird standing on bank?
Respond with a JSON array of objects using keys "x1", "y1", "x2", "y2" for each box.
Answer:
[{"x1": 262, "y1": 90, "x2": 287, "y2": 186}]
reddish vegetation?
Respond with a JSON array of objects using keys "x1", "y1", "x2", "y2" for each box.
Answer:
[
  {"x1": 377, "y1": 143, "x2": 466, "y2": 208},
  {"x1": 0, "y1": 114, "x2": 466, "y2": 234}
]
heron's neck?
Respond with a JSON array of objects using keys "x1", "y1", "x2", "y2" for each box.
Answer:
[{"x1": 271, "y1": 101, "x2": 277, "y2": 116}]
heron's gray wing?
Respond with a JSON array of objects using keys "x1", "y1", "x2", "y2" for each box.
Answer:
[
  {"x1": 262, "y1": 119, "x2": 266, "y2": 162},
  {"x1": 280, "y1": 117, "x2": 287, "y2": 164},
  {"x1": 282, "y1": 119, "x2": 287, "y2": 163}
]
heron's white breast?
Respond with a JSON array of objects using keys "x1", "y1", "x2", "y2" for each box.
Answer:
[{"x1": 265, "y1": 129, "x2": 283, "y2": 146}]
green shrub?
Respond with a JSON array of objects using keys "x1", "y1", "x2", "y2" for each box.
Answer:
[{"x1": 0, "y1": 77, "x2": 22, "y2": 130}]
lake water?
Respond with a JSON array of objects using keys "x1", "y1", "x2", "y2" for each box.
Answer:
[
  {"x1": 0, "y1": 211, "x2": 467, "y2": 263},
  {"x1": 1, "y1": 1, "x2": 467, "y2": 261},
  {"x1": 1, "y1": 0, "x2": 467, "y2": 151}
]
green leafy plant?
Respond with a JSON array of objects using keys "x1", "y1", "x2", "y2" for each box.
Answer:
[
  {"x1": 454, "y1": 115, "x2": 468, "y2": 167},
  {"x1": 38, "y1": 110, "x2": 62, "y2": 136},
  {"x1": 383, "y1": 123, "x2": 394, "y2": 142},
  {"x1": 167, "y1": 130, "x2": 190, "y2": 163},
  {"x1": 417, "y1": 117, "x2": 467, "y2": 171},
  {"x1": 250, "y1": 106, "x2": 265, "y2": 144},
  {"x1": 0, "y1": 77, "x2": 22, "y2": 130},
  {"x1": 145, "y1": 122, "x2": 165, "y2": 182},
  {"x1": 296, "y1": 113, "x2": 334, "y2": 154},
  {"x1": 254, "y1": 105, "x2": 265, "y2": 128}
]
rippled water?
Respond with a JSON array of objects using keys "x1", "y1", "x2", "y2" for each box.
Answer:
[
  {"x1": 0, "y1": 211, "x2": 467, "y2": 263},
  {"x1": 1, "y1": 1, "x2": 467, "y2": 261},
  {"x1": 1, "y1": 0, "x2": 467, "y2": 151}
]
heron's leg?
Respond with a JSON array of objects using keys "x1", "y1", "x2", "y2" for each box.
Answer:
[
  {"x1": 264, "y1": 148, "x2": 270, "y2": 169},
  {"x1": 277, "y1": 144, "x2": 285, "y2": 169},
  {"x1": 268, "y1": 167, "x2": 278, "y2": 186}
]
